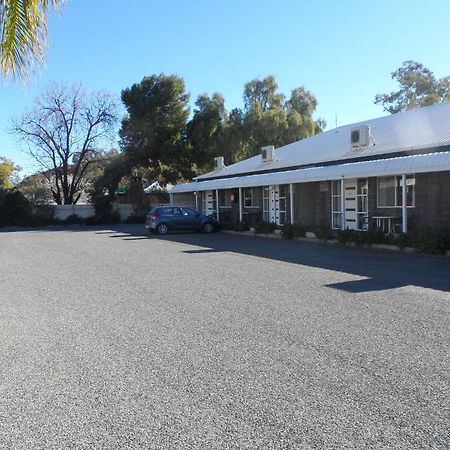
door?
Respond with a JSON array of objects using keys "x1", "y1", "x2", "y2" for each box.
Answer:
[
  {"x1": 344, "y1": 179, "x2": 358, "y2": 230},
  {"x1": 202, "y1": 190, "x2": 215, "y2": 216},
  {"x1": 263, "y1": 185, "x2": 284, "y2": 225}
]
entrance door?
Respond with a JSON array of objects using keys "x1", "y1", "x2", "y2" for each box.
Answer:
[
  {"x1": 202, "y1": 190, "x2": 215, "y2": 216},
  {"x1": 263, "y1": 185, "x2": 284, "y2": 225},
  {"x1": 344, "y1": 179, "x2": 358, "y2": 230}
]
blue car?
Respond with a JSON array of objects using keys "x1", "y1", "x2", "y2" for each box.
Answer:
[{"x1": 146, "y1": 206, "x2": 217, "y2": 235}]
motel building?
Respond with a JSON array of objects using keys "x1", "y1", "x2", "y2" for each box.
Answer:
[{"x1": 170, "y1": 103, "x2": 450, "y2": 235}]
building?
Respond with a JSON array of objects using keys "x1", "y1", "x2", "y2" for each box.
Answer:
[{"x1": 170, "y1": 103, "x2": 450, "y2": 234}]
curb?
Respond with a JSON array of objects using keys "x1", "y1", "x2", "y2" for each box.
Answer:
[{"x1": 221, "y1": 230, "x2": 450, "y2": 257}]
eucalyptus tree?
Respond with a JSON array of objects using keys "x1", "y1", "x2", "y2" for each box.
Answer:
[{"x1": 375, "y1": 61, "x2": 450, "y2": 114}]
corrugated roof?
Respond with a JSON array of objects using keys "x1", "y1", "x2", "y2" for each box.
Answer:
[
  {"x1": 195, "y1": 102, "x2": 450, "y2": 181},
  {"x1": 170, "y1": 151, "x2": 450, "y2": 193}
]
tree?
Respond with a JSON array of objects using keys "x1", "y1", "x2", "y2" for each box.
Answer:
[
  {"x1": 0, "y1": 155, "x2": 20, "y2": 188},
  {"x1": 233, "y1": 76, "x2": 324, "y2": 161},
  {"x1": 186, "y1": 93, "x2": 227, "y2": 172},
  {"x1": 0, "y1": 0, "x2": 64, "y2": 82},
  {"x1": 119, "y1": 74, "x2": 191, "y2": 183},
  {"x1": 243, "y1": 75, "x2": 285, "y2": 112},
  {"x1": 375, "y1": 61, "x2": 450, "y2": 114},
  {"x1": 12, "y1": 82, "x2": 118, "y2": 204},
  {"x1": 91, "y1": 74, "x2": 192, "y2": 218},
  {"x1": 17, "y1": 172, "x2": 51, "y2": 204}
]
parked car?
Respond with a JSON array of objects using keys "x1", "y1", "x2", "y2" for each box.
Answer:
[{"x1": 146, "y1": 206, "x2": 217, "y2": 235}]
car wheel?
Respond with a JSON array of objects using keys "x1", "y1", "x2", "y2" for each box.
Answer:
[
  {"x1": 157, "y1": 223, "x2": 169, "y2": 235},
  {"x1": 203, "y1": 222, "x2": 214, "y2": 233}
]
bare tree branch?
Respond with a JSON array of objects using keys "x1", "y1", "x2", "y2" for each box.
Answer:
[{"x1": 11, "y1": 82, "x2": 118, "y2": 204}]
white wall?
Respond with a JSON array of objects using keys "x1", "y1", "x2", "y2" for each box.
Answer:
[
  {"x1": 53, "y1": 204, "x2": 136, "y2": 221},
  {"x1": 171, "y1": 193, "x2": 196, "y2": 208},
  {"x1": 53, "y1": 204, "x2": 95, "y2": 220}
]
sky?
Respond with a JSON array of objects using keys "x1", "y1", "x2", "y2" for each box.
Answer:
[{"x1": 1, "y1": 0, "x2": 450, "y2": 175}]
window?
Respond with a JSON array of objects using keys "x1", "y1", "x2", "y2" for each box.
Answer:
[
  {"x1": 278, "y1": 185, "x2": 287, "y2": 225},
  {"x1": 263, "y1": 187, "x2": 270, "y2": 222},
  {"x1": 377, "y1": 175, "x2": 415, "y2": 208},
  {"x1": 182, "y1": 207, "x2": 198, "y2": 216},
  {"x1": 212, "y1": 190, "x2": 217, "y2": 213},
  {"x1": 201, "y1": 193, "x2": 206, "y2": 214},
  {"x1": 331, "y1": 180, "x2": 342, "y2": 229},
  {"x1": 219, "y1": 190, "x2": 228, "y2": 207},
  {"x1": 356, "y1": 178, "x2": 368, "y2": 230},
  {"x1": 244, "y1": 188, "x2": 253, "y2": 207}
]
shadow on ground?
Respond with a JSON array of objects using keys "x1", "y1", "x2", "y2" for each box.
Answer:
[
  {"x1": 3, "y1": 224, "x2": 449, "y2": 293},
  {"x1": 99, "y1": 225, "x2": 450, "y2": 294}
]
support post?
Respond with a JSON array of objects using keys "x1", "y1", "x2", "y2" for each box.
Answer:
[
  {"x1": 169, "y1": 193, "x2": 173, "y2": 205},
  {"x1": 195, "y1": 191, "x2": 199, "y2": 211},
  {"x1": 289, "y1": 183, "x2": 294, "y2": 225},
  {"x1": 238, "y1": 187, "x2": 243, "y2": 223},
  {"x1": 402, "y1": 174, "x2": 407, "y2": 233},
  {"x1": 216, "y1": 189, "x2": 220, "y2": 222},
  {"x1": 340, "y1": 178, "x2": 345, "y2": 229}
]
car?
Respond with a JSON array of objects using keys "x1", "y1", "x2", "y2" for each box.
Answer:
[{"x1": 145, "y1": 206, "x2": 218, "y2": 235}]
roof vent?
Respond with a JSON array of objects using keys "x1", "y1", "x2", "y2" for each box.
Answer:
[
  {"x1": 350, "y1": 126, "x2": 373, "y2": 149},
  {"x1": 261, "y1": 145, "x2": 276, "y2": 162},
  {"x1": 213, "y1": 156, "x2": 225, "y2": 170}
]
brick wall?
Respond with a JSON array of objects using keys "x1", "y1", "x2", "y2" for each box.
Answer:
[
  {"x1": 415, "y1": 171, "x2": 450, "y2": 231},
  {"x1": 315, "y1": 182, "x2": 331, "y2": 226}
]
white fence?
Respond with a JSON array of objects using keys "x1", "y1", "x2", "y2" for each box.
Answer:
[{"x1": 53, "y1": 204, "x2": 136, "y2": 221}]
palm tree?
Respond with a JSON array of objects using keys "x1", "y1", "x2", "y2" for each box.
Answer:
[{"x1": 0, "y1": 0, "x2": 63, "y2": 82}]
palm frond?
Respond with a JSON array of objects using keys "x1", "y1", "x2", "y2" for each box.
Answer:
[{"x1": 0, "y1": 0, "x2": 63, "y2": 82}]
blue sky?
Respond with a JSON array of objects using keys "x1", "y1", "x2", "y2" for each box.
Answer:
[{"x1": 1, "y1": 0, "x2": 450, "y2": 174}]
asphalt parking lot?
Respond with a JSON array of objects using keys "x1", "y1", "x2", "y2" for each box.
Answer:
[{"x1": 0, "y1": 224, "x2": 449, "y2": 449}]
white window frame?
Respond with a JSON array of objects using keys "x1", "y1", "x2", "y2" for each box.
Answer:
[
  {"x1": 263, "y1": 186, "x2": 270, "y2": 222},
  {"x1": 278, "y1": 185, "x2": 287, "y2": 226},
  {"x1": 243, "y1": 187, "x2": 253, "y2": 208},
  {"x1": 356, "y1": 178, "x2": 368, "y2": 231},
  {"x1": 377, "y1": 175, "x2": 415, "y2": 208},
  {"x1": 331, "y1": 180, "x2": 343, "y2": 229}
]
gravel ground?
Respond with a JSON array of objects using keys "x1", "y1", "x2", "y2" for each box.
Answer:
[{"x1": 0, "y1": 224, "x2": 449, "y2": 449}]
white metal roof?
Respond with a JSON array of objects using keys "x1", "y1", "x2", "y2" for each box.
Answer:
[
  {"x1": 170, "y1": 151, "x2": 450, "y2": 193},
  {"x1": 195, "y1": 102, "x2": 450, "y2": 181}
]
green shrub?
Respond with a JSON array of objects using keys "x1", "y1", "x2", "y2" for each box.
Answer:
[
  {"x1": 123, "y1": 214, "x2": 146, "y2": 224},
  {"x1": 95, "y1": 209, "x2": 121, "y2": 224},
  {"x1": 233, "y1": 221, "x2": 249, "y2": 232},
  {"x1": 65, "y1": 214, "x2": 85, "y2": 225},
  {"x1": 336, "y1": 228, "x2": 353, "y2": 244},
  {"x1": 365, "y1": 229, "x2": 387, "y2": 245},
  {"x1": 412, "y1": 231, "x2": 447, "y2": 255},
  {"x1": 0, "y1": 189, "x2": 32, "y2": 227},
  {"x1": 282, "y1": 223, "x2": 295, "y2": 240},
  {"x1": 314, "y1": 224, "x2": 332, "y2": 241},
  {"x1": 29, "y1": 214, "x2": 52, "y2": 227},
  {"x1": 336, "y1": 228, "x2": 387, "y2": 246},
  {"x1": 282, "y1": 223, "x2": 306, "y2": 240},
  {"x1": 84, "y1": 216, "x2": 97, "y2": 226},
  {"x1": 255, "y1": 221, "x2": 276, "y2": 235},
  {"x1": 388, "y1": 230, "x2": 448, "y2": 255}
]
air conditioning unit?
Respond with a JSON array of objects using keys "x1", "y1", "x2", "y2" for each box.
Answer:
[
  {"x1": 350, "y1": 126, "x2": 371, "y2": 148},
  {"x1": 213, "y1": 156, "x2": 225, "y2": 170},
  {"x1": 261, "y1": 145, "x2": 275, "y2": 162}
]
